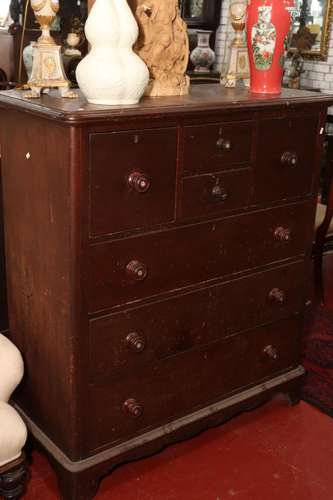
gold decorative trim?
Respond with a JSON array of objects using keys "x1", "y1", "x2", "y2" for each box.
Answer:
[
  {"x1": 35, "y1": 15, "x2": 55, "y2": 27},
  {"x1": 29, "y1": 79, "x2": 69, "y2": 87},
  {"x1": 288, "y1": 0, "x2": 333, "y2": 61}
]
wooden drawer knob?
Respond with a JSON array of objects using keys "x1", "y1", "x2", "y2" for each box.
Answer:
[
  {"x1": 269, "y1": 288, "x2": 285, "y2": 304},
  {"x1": 281, "y1": 151, "x2": 298, "y2": 168},
  {"x1": 216, "y1": 137, "x2": 232, "y2": 152},
  {"x1": 274, "y1": 226, "x2": 291, "y2": 242},
  {"x1": 211, "y1": 184, "x2": 228, "y2": 203},
  {"x1": 128, "y1": 171, "x2": 151, "y2": 193},
  {"x1": 126, "y1": 260, "x2": 148, "y2": 281},
  {"x1": 263, "y1": 345, "x2": 279, "y2": 360},
  {"x1": 125, "y1": 332, "x2": 146, "y2": 353},
  {"x1": 123, "y1": 398, "x2": 144, "y2": 418}
]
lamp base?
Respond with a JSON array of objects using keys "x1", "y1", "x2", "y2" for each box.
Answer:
[
  {"x1": 222, "y1": 45, "x2": 250, "y2": 89},
  {"x1": 25, "y1": 43, "x2": 77, "y2": 99}
]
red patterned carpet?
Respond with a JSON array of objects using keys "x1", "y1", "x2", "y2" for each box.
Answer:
[
  {"x1": 23, "y1": 400, "x2": 333, "y2": 500},
  {"x1": 303, "y1": 306, "x2": 333, "y2": 417}
]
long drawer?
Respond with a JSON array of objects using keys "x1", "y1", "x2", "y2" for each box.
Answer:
[
  {"x1": 89, "y1": 261, "x2": 306, "y2": 382},
  {"x1": 88, "y1": 202, "x2": 312, "y2": 313},
  {"x1": 86, "y1": 317, "x2": 301, "y2": 453}
]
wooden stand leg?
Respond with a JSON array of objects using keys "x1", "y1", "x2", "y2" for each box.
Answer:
[
  {"x1": 287, "y1": 385, "x2": 302, "y2": 407},
  {"x1": 0, "y1": 453, "x2": 28, "y2": 500},
  {"x1": 314, "y1": 251, "x2": 325, "y2": 305},
  {"x1": 53, "y1": 463, "x2": 101, "y2": 500}
]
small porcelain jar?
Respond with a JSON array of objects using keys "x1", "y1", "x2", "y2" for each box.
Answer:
[
  {"x1": 64, "y1": 32, "x2": 81, "y2": 56},
  {"x1": 190, "y1": 30, "x2": 216, "y2": 73}
]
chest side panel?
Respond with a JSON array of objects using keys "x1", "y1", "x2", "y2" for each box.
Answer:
[{"x1": 0, "y1": 110, "x2": 81, "y2": 459}]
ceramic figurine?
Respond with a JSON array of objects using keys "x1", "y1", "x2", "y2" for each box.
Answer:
[
  {"x1": 130, "y1": 0, "x2": 190, "y2": 96},
  {"x1": 288, "y1": 51, "x2": 305, "y2": 89},
  {"x1": 76, "y1": 0, "x2": 149, "y2": 105}
]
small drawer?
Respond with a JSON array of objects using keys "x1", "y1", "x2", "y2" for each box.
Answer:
[
  {"x1": 88, "y1": 201, "x2": 312, "y2": 313},
  {"x1": 183, "y1": 121, "x2": 253, "y2": 175},
  {"x1": 89, "y1": 128, "x2": 177, "y2": 236},
  {"x1": 181, "y1": 168, "x2": 252, "y2": 219},
  {"x1": 86, "y1": 317, "x2": 301, "y2": 452},
  {"x1": 89, "y1": 261, "x2": 305, "y2": 382},
  {"x1": 255, "y1": 115, "x2": 318, "y2": 203}
]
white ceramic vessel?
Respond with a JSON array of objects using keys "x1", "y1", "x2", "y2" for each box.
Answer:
[
  {"x1": 0, "y1": 335, "x2": 27, "y2": 467},
  {"x1": 76, "y1": 0, "x2": 149, "y2": 105},
  {"x1": 0, "y1": 334, "x2": 24, "y2": 402}
]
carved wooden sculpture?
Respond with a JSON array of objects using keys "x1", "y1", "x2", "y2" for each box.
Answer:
[{"x1": 130, "y1": 0, "x2": 190, "y2": 96}]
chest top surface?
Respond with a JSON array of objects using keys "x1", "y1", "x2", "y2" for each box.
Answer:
[{"x1": 0, "y1": 85, "x2": 332, "y2": 124}]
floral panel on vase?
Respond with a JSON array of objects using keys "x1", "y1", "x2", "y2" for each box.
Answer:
[
  {"x1": 247, "y1": 0, "x2": 295, "y2": 94},
  {"x1": 251, "y1": 6, "x2": 276, "y2": 71}
]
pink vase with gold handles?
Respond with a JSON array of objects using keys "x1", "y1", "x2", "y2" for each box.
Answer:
[{"x1": 247, "y1": 0, "x2": 295, "y2": 94}]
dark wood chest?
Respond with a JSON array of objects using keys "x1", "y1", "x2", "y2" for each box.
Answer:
[{"x1": 0, "y1": 86, "x2": 331, "y2": 499}]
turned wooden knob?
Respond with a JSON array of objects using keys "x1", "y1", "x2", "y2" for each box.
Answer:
[
  {"x1": 126, "y1": 260, "x2": 148, "y2": 281},
  {"x1": 211, "y1": 184, "x2": 228, "y2": 203},
  {"x1": 269, "y1": 288, "x2": 285, "y2": 304},
  {"x1": 274, "y1": 226, "x2": 291, "y2": 242},
  {"x1": 127, "y1": 171, "x2": 151, "y2": 193},
  {"x1": 123, "y1": 398, "x2": 144, "y2": 418},
  {"x1": 263, "y1": 345, "x2": 279, "y2": 360},
  {"x1": 125, "y1": 332, "x2": 146, "y2": 353},
  {"x1": 281, "y1": 151, "x2": 298, "y2": 168},
  {"x1": 216, "y1": 137, "x2": 232, "y2": 152}
]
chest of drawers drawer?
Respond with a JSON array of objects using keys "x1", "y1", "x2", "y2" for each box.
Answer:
[
  {"x1": 183, "y1": 121, "x2": 254, "y2": 175},
  {"x1": 181, "y1": 167, "x2": 252, "y2": 219},
  {"x1": 88, "y1": 201, "x2": 312, "y2": 312},
  {"x1": 89, "y1": 128, "x2": 177, "y2": 236},
  {"x1": 89, "y1": 261, "x2": 305, "y2": 382},
  {"x1": 87, "y1": 316, "x2": 300, "y2": 453},
  {"x1": 255, "y1": 115, "x2": 318, "y2": 203}
]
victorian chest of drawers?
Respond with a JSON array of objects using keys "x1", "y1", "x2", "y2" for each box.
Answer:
[{"x1": 0, "y1": 86, "x2": 332, "y2": 499}]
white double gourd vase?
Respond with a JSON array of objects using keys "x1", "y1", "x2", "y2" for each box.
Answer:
[
  {"x1": 0, "y1": 335, "x2": 27, "y2": 468},
  {"x1": 76, "y1": 0, "x2": 149, "y2": 105}
]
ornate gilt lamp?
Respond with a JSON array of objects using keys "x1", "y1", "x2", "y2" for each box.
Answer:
[
  {"x1": 25, "y1": 0, "x2": 76, "y2": 99},
  {"x1": 222, "y1": 0, "x2": 250, "y2": 88}
]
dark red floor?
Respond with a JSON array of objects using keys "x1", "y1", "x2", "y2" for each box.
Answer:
[{"x1": 23, "y1": 254, "x2": 333, "y2": 500}]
